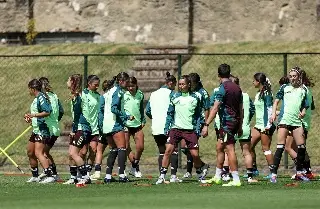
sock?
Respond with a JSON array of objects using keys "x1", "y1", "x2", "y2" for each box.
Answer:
[
  {"x1": 272, "y1": 144, "x2": 285, "y2": 174},
  {"x1": 132, "y1": 159, "x2": 140, "y2": 169},
  {"x1": 252, "y1": 162, "x2": 257, "y2": 171},
  {"x1": 78, "y1": 165, "x2": 87, "y2": 178},
  {"x1": 86, "y1": 164, "x2": 93, "y2": 173},
  {"x1": 215, "y1": 167, "x2": 222, "y2": 178},
  {"x1": 106, "y1": 148, "x2": 118, "y2": 175},
  {"x1": 49, "y1": 163, "x2": 57, "y2": 175},
  {"x1": 303, "y1": 152, "x2": 312, "y2": 174},
  {"x1": 292, "y1": 158, "x2": 298, "y2": 166},
  {"x1": 186, "y1": 150, "x2": 193, "y2": 173},
  {"x1": 70, "y1": 166, "x2": 77, "y2": 179},
  {"x1": 44, "y1": 167, "x2": 53, "y2": 177},
  {"x1": 231, "y1": 171, "x2": 240, "y2": 182},
  {"x1": 170, "y1": 152, "x2": 178, "y2": 176},
  {"x1": 105, "y1": 174, "x2": 112, "y2": 179},
  {"x1": 247, "y1": 168, "x2": 253, "y2": 178},
  {"x1": 195, "y1": 162, "x2": 205, "y2": 175},
  {"x1": 95, "y1": 164, "x2": 101, "y2": 172},
  {"x1": 223, "y1": 166, "x2": 230, "y2": 174},
  {"x1": 268, "y1": 164, "x2": 275, "y2": 174},
  {"x1": 160, "y1": 167, "x2": 168, "y2": 179},
  {"x1": 158, "y1": 153, "x2": 164, "y2": 172},
  {"x1": 118, "y1": 148, "x2": 126, "y2": 175},
  {"x1": 31, "y1": 167, "x2": 39, "y2": 177},
  {"x1": 296, "y1": 144, "x2": 306, "y2": 172}
]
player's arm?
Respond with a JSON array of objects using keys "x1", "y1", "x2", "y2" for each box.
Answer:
[
  {"x1": 72, "y1": 96, "x2": 82, "y2": 133},
  {"x1": 140, "y1": 93, "x2": 146, "y2": 126},
  {"x1": 271, "y1": 85, "x2": 285, "y2": 123},
  {"x1": 29, "y1": 95, "x2": 52, "y2": 118},
  {"x1": 111, "y1": 89, "x2": 130, "y2": 122},
  {"x1": 98, "y1": 95, "x2": 105, "y2": 134},
  {"x1": 145, "y1": 100, "x2": 152, "y2": 119},
  {"x1": 249, "y1": 97, "x2": 255, "y2": 122},
  {"x1": 58, "y1": 99, "x2": 64, "y2": 121}
]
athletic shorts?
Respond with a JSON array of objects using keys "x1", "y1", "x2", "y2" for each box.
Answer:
[
  {"x1": 254, "y1": 125, "x2": 276, "y2": 137},
  {"x1": 125, "y1": 125, "x2": 142, "y2": 136},
  {"x1": 168, "y1": 128, "x2": 199, "y2": 149},
  {"x1": 29, "y1": 133, "x2": 49, "y2": 144},
  {"x1": 304, "y1": 130, "x2": 308, "y2": 140},
  {"x1": 277, "y1": 124, "x2": 301, "y2": 132},
  {"x1": 98, "y1": 135, "x2": 108, "y2": 145},
  {"x1": 46, "y1": 136, "x2": 58, "y2": 147},
  {"x1": 69, "y1": 131, "x2": 98, "y2": 148},
  {"x1": 154, "y1": 134, "x2": 168, "y2": 147},
  {"x1": 217, "y1": 127, "x2": 238, "y2": 145}
]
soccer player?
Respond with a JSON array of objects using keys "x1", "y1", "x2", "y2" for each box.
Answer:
[
  {"x1": 286, "y1": 69, "x2": 315, "y2": 179},
  {"x1": 145, "y1": 72, "x2": 181, "y2": 183},
  {"x1": 269, "y1": 67, "x2": 310, "y2": 183},
  {"x1": 90, "y1": 78, "x2": 116, "y2": 180},
  {"x1": 230, "y1": 76, "x2": 258, "y2": 183},
  {"x1": 25, "y1": 79, "x2": 55, "y2": 183},
  {"x1": 182, "y1": 73, "x2": 210, "y2": 179},
  {"x1": 156, "y1": 75, "x2": 209, "y2": 184},
  {"x1": 101, "y1": 72, "x2": 133, "y2": 183},
  {"x1": 37, "y1": 77, "x2": 64, "y2": 180},
  {"x1": 201, "y1": 64, "x2": 243, "y2": 187},
  {"x1": 124, "y1": 76, "x2": 146, "y2": 178},
  {"x1": 250, "y1": 73, "x2": 275, "y2": 178}
]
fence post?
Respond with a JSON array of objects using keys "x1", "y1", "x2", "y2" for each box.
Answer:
[
  {"x1": 283, "y1": 53, "x2": 289, "y2": 169},
  {"x1": 177, "y1": 54, "x2": 182, "y2": 168},
  {"x1": 83, "y1": 55, "x2": 88, "y2": 88}
]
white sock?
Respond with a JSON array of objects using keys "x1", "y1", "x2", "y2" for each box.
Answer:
[
  {"x1": 119, "y1": 174, "x2": 126, "y2": 178},
  {"x1": 231, "y1": 171, "x2": 240, "y2": 182},
  {"x1": 171, "y1": 175, "x2": 176, "y2": 179},
  {"x1": 160, "y1": 174, "x2": 166, "y2": 179},
  {"x1": 105, "y1": 174, "x2": 112, "y2": 179},
  {"x1": 215, "y1": 167, "x2": 222, "y2": 178}
]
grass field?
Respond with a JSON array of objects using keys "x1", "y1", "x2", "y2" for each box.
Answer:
[
  {"x1": 1, "y1": 41, "x2": 320, "y2": 170},
  {"x1": 1, "y1": 175, "x2": 320, "y2": 209}
]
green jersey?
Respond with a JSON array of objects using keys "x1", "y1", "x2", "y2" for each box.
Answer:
[
  {"x1": 81, "y1": 89, "x2": 100, "y2": 135},
  {"x1": 45, "y1": 92, "x2": 64, "y2": 136},
  {"x1": 30, "y1": 92, "x2": 52, "y2": 137},
  {"x1": 210, "y1": 87, "x2": 220, "y2": 129},
  {"x1": 302, "y1": 85, "x2": 314, "y2": 131},
  {"x1": 123, "y1": 89, "x2": 146, "y2": 128},
  {"x1": 276, "y1": 84, "x2": 309, "y2": 127},
  {"x1": 254, "y1": 91, "x2": 273, "y2": 131},
  {"x1": 235, "y1": 93, "x2": 255, "y2": 140}
]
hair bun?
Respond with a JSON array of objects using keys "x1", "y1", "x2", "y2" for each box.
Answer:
[{"x1": 166, "y1": 72, "x2": 171, "y2": 77}]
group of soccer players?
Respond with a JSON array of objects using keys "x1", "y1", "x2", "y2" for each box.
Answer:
[{"x1": 24, "y1": 63, "x2": 315, "y2": 186}]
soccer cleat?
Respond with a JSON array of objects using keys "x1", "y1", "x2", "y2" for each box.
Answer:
[
  {"x1": 90, "y1": 171, "x2": 101, "y2": 180},
  {"x1": 197, "y1": 164, "x2": 210, "y2": 181},
  {"x1": 76, "y1": 178, "x2": 91, "y2": 185},
  {"x1": 26, "y1": 177, "x2": 40, "y2": 183},
  {"x1": 130, "y1": 167, "x2": 142, "y2": 178},
  {"x1": 222, "y1": 180, "x2": 242, "y2": 187},
  {"x1": 134, "y1": 171, "x2": 142, "y2": 178},
  {"x1": 183, "y1": 172, "x2": 192, "y2": 179},
  {"x1": 38, "y1": 172, "x2": 47, "y2": 180},
  {"x1": 221, "y1": 173, "x2": 231, "y2": 182},
  {"x1": 170, "y1": 176, "x2": 182, "y2": 183},
  {"x1": 270, "y1": 176, "x2": 277, "y2": 183},
  {"x1": 295, "y1": 174, "x2": 310, "y2": 182},
  {"x1": 291, "y1": 174, "x2": 296, "y2": 180},
  {"x1": 63, "y1": 178, "x2": 78, "y2": 184},
  {"x1": 243, "y1": 170, "x2": 259, "y2": 178},
  {"x1": 201, "y1": 176, "x2": 222, "y2": 185},
  {"x1": 156, "y1": 177, "x2": 165, "y2": 185},
  {"x1": 263, "y1": 174, "x2": 272, "y2": 179},
  {"x1": 53, "y1": 174, "x2": 61, "y2": 181},
  {"x1": 39, "y1": 176, "x2": 56, "y2": 184},
  {"x1": 305, "y1": 173, "x2": 316, "y2": 180},
  {"x1": 119, "y1": 176, "x2": 130, "y2": 183},
  {"x1": 247, "y1": 177, "x2": 259, "y2": 183}
]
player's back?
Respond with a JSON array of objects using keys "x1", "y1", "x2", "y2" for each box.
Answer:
[{"x1": 219, "y1": 80, "x2": 242, "y2": 121}]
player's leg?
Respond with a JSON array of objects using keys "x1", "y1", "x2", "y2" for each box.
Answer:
[
  {"x1": 181, "y1": 139, "x2": 193, "y2": 178},
  {"x1": 292, "y1": 126, "x2": 309, "y2": 181},
  {"x1": 154, "y1": 135, "x2": 167, "y2": 172},
  {"x1": 44, "y1": 136, "x2": 59, "y2": 179},
  {"x1": 260, "y1": 128, "x2": 275, "y2": 178},
  {"x1": 270, "y1": 126, "x2": 288, "y2": 183},
  {"x1": 91, "y1": 135, "x2": 108, "y2": 180},
  {"x1": 240, "y1": 140, "x2": 258, "y2": 183},
  {"x1": 113, "y1": 131, "x2": 128, "y2": 182},
  {"x1": 130, "y1": 128, "x2": 144, "y2": 178},
  {"x1": 86, "y1": 136, "x2": 98, "y2": 176},
  {"x1": 104, "y1": 135, "x2": 118, "y2": 183},
  {"x1": 26, "y1": 137, "x2": 39, "y2": 182},
  {"x1": 250, "y1": 128, "x2": 261, "y2": 176}
]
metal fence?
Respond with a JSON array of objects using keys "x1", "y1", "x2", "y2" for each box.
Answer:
[{"x1": 0, "y1": 53, "x2": 319, "y2": 173}]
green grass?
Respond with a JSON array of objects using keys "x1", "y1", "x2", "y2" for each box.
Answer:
[
  {"x1": 1, "y1": 41, "x2": 320, "y2": 169},
  {"x1": 1, "y1": 175, "x2": 320, "y2": 209}
]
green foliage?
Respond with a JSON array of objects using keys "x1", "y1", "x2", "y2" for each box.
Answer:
[{"x1": 26, "y1": 19, "x2": 38, "y2": 45}]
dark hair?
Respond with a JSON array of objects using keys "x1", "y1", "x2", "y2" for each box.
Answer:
[
  {"x1": 218, "y1": 63, "x2": 231, "y2": 78},
  {"x1": 102, "y1": 76, "x2": 116, "y2": 92},
  {"x1": 229, "y1": 75, "x2": 240, "y2": 85},
  {"x1": 28, "y1": 79, "x2": 50, "y2": 101},
  {"x1": 189, "y1": 72, "x2": 203, "y2": 89},
  {"x1": 279, "y1": 76, "x2": 289, "y2": 85},
  {"x1": 39, "y1": 77, "x2": 52, "y2": 92},
  {"x1": 87, "y1": 75, "x2": 100, "y2": 87},
  {"x1": 116, "y1": 72, "x2": 130, "y2": 83},
  {"x1": 300, "y1": 69, "x2": 314, "y2": 87},
  {"x1": 128, "y1": 76, "x2": 138, "y2": 85},
  {"x1": 165, "y1": 72, "x2": 177, "y2": 83},
  {"x1": 254, "y1": 73, "x2": 272, "y2": 99},
  {"x1": 180, "y1": 75, "x2": 191, "y2": 92},
  {"x1": 69, "y1": 74, "x2": 82, "y2": 94}
]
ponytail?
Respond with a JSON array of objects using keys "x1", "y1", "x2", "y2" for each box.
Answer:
[
  {"x1": 165, "y1": 72, "x2": 177, "y2": 83},
  {"x1": 102, "y1": 76, "x2": 116, "y2": 92},
  {"x1": 254, "y1": 73, "x2": 272, "y2": 99}
]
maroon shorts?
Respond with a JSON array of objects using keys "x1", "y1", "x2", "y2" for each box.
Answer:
[
  {"x1": 217, "y1": 127, "x2": 237, "y2": 145},
  {"x1": 46, "y1": 136, "x2": 58, "y2": 147},
  {"x1": 69, "y1": 131, "x2": 98, "y2": 148},
  {"x1": 126, "y1": 126, "x2": 142, "y2": 136},
  {"x1": 168, "y1": 128, "x2": 199, "y2": 149},
  {"x1": 29, "y1": 133, "x2": 49, "y2": 144}
]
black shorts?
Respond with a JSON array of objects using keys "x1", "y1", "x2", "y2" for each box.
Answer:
[
  {"x1": 125, "y1": 126, "x2": 143, "y2": 136},
  {"x1": 46, "y1": 136, "x2": 58, "y2": 147},
  {"x1": 277, "y1": 124, "x2": 301, "y2": 132},
  {"x1": 154, "y1": 134, "x2": 168, "y2": 147},
  {"x1": 304, "y1": 130, "x2": 308, "y2": 140},
  {"x1": 98, "y1": 134, "x2": 109, "y2": 145},
  {"x1": 254, "y1": 125, "x2": 276, "y2": 137},
  {"x1": 29, "y1": 133, "x2": 49, "y2": 144}
]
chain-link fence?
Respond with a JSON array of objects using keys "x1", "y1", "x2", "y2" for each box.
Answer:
[{"x1": 0, "y1": 53, "x2": 319, "y2": 173}]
